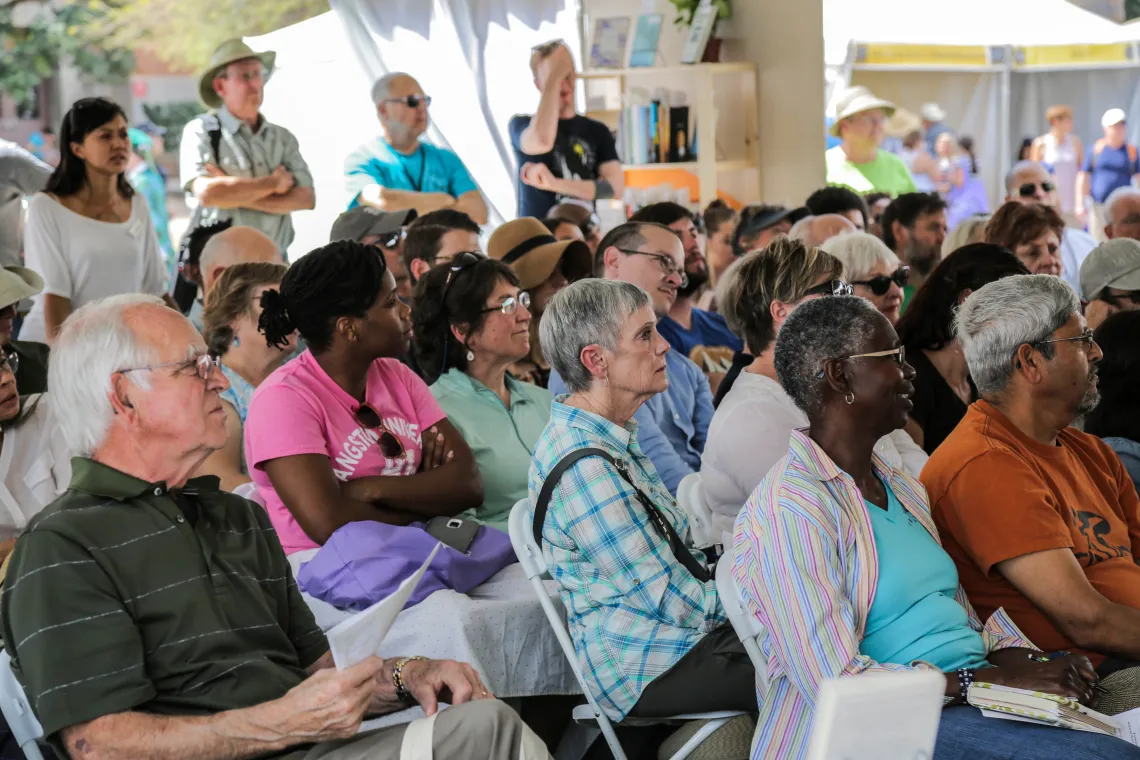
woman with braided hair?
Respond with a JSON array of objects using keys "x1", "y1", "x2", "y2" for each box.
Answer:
[{"x1": 244, "y1": 239, "x2": 482, "y2": 554}]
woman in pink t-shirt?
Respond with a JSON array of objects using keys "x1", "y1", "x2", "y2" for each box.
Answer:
[{"x1": 244, "y1": 240, "x2": 482, "y2": 554}]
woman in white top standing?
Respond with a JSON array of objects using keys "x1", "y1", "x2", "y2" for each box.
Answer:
[
  {"x1": 0, "y1": 350, "x2": 70, "y2": 565},
  {"x1": 19, "y1": 97, "x2": 168, "y2": 344},
  {"x1": 1031, "y1": 105, "x2": 1083, "y2": 223},
  {"x1": 699, "y1": 238, "x2": 928, "y2": 536}
]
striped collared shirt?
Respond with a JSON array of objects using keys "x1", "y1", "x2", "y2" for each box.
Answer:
[
  {"x1": 528, "y1": 400, "x2": 725, "y2": 722},
  {"x1": 732, "y1": 430, "x2": 1035, "y2": 760}
]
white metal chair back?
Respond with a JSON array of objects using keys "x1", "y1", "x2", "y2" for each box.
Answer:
[
  {"x1": 0, "y1": 650, "x2": 44, "y2": 760},
  {"x1": 716, "y1": 543, "x2": 769, "y2": 693}
]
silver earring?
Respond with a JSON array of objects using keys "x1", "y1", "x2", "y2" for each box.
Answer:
[
  {"x1": 466, "y1": 350, "x2": 475, "y2": 361},
  {"x1": 845, "y1": 392, "x2": 855, "y2": 405}
]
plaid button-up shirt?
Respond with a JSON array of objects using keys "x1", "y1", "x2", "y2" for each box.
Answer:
[{"x1": 528, "y1": 400, "x2": 725, "y2": 722}]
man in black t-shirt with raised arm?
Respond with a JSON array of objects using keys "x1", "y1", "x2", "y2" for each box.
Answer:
[{"x1": 509, "y1": 40, "x2": 624, "y2": 219}]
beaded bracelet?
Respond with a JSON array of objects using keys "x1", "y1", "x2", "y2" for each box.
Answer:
[
  {"x1": 392, "y1": 656, "x2": 428, "y2": 704},
  {"x1": 956, "y1": 668, "x2": 976, "y2": 704}
]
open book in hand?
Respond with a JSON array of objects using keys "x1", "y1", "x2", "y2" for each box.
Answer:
[{"x1": 968, "y1": 682, "x2": 1140, "y2": 745}]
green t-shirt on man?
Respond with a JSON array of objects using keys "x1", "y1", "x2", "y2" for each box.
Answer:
[{"x1": 826, "y1": 145, "x2": 917, "y2": 197}]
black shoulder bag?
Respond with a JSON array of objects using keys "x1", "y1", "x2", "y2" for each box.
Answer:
[{"x1": 532, "y1": 448, "x2": 710, "y2": 583}]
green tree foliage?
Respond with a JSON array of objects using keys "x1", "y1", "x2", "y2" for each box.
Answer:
[
  {"x1": 98, "y1": 0, "x2": 329, "y2": 71},
  {"x1": 0, "y1": 3, "x2": 134, "y2": 106}
]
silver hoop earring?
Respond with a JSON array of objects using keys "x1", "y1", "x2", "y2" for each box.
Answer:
[
  {"x1": 466, "y1": 350, "x2": 475, "y2": 361},
  {"x1": 845, "y1": 392, "x2": 855, "y2": 405}
]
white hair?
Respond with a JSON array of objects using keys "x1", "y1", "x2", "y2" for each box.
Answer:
[
  {"x1": 48, "y1": 295, "x2": 166, "y2": 457},
  {"x1": 821, "y1": 231, "x2": 900, "y2": 281},
  {"x1": 1004, "y1": 160, "x2": 1048, "y2": 194},
  {"x1": 370, "y1": 72, "x2": 411, "y2": 106},
  {"x1": 954, "y1": 274, "x2": 1080, "y2": 397},
  {"x1": 1104, "y1": 186, "x2": 1140, "y2": 225},
  {"x1": 540, "y1": 279, "x2": 651, "y2": 393},
  {"x1": 942, "y1": 214, "x2": 991, "y2": 257}
]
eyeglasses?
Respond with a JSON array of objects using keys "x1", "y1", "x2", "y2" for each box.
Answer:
[
  {"x1": 1033, "y1": 329, "x2": 1097, "y2": 351},
  {"x1": 482, "y1": 291, "x2": 531, "y2": 316},
  {"x1": 804, "y1": 279, "x2": 855, "y2": 297},
  {"x1": 384, "y1": 95, "x2": 432, "y2": 109},
  {"x1": 816, "y1": 346, "x2": 907, "y2": 378},
  {"x1": 354, "y1": 403, "x2": 406, "y2": 459},
  {"x1": 1018, "y1": 181, "x2": 1055, "y2": 197},
  {"x1": 226, "y1": 68, "x2": 267, "y2": 84},
  {"x1": 852, "y1": 267, "x2": 910, "y2": 296},
  {"x1": 118, "y1": 352, "x2": 220, "y2": 381},
  {"x1": 1099, "y1": 289, "x2": 1140, "y2": 307},
  {"x1": 0, "y1": 350, "x2": 18, "y2": 376},
  {"x1": 615, "y1": 248, "x2": 689, "y2": 288}
]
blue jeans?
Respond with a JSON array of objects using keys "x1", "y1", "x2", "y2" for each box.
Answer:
[{"x1": 934, "y1": 706, "x2": 1140, "y2": 759}]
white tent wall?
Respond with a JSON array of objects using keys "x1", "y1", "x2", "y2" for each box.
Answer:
[{"x1": 849, "y1": 70, "x2": 1004, "y2": 206}]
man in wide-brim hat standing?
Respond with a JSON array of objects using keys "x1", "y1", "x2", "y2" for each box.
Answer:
[
  {"x1": 179, "y1": 38, "x2": 315, "y2": 258},
  {"x1": 825, "y1": 85, "x2": 917, "y2": 198}
]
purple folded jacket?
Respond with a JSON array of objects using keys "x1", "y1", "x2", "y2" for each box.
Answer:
[{"x1": 296, "y1": 520, "x2": 517, "y2": 612}]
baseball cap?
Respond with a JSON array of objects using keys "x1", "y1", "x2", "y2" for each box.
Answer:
[
  {"x1": 921, "y1": 103, "x2": 946, "y2": 122},
  {"x1": 1102, "y1": 108, "x2": 1127, "y2": 128},
  {"x1": 329, "y1": 207, "x2": 417, "y2": 244},
  {"x1": 1080, "y1": 238, "x2": 1140, "y2": 299}
]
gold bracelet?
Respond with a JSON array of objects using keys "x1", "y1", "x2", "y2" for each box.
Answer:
[{"x1": 392, "y1": 656, "x2": 428, "y2": 704}]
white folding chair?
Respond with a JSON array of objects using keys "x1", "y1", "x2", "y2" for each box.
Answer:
[
  {"x1": 0, "y1": 650, "x2": 44, "y2": 760},
  {"x1": 715, "y1": 543, "x2": 769, "y2": 692},
  {"x1": 676, "y1": 473, "x2": 717, "y2": 550},
  {"x1": 508, "y1": 500, "x2": 743, "y2": 760}
]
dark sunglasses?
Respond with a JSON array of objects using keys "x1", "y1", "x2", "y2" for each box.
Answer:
[
  {"x1": 1018, "y1": 181, "x2": 1054, "y2": 197},
  {"x1": 803, "y1": 279, "x2": 854, "y2": 297},
  {"x1": 852, "y1": 267, "x2": 910, "y2": 296},
  {"x1": 354, "y1": 403, "x2": 406, "y2": 459},
  {"x1": 384, "y1": 94, "x2": 432, "y2": 109},
  {"x1": 374, "y1": 229, "x2": 404, "y2": 250}
]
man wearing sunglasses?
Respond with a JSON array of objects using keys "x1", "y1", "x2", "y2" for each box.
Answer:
[
  {"x1": 510, "y1": 40, "x2": 624, "y2": 219},
  {"x1": 330, "y1": 206, "x2": 418, "y2": 301},
  {"x1": 181, "y1": 40, "x2": 315, "y2": 256},
  {"x1": 1006, "y1": 160, "x2": 1095, "y2": 298},
  {"x1": 924, "y1": 275, "x2": 1140, "y2": 690},
  {"x1": 344, "y1": 73, "x2": 488, "y2": 226}
]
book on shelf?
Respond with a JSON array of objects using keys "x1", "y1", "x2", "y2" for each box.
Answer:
[
  {"x1": 617, "y1": 103, "x2": 693, "y2": 167},
  {"x1": 967, "y1": 682, "x2": 1140, "y2": 745}
]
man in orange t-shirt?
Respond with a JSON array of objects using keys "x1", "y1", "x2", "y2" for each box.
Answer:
[{"x1": 923, "y1": 275, "x2": 1140, "y2": 672}]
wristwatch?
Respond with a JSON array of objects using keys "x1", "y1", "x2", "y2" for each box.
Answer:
[{"x1": 391, "y1": 656, "x2": 428, "y2": 704}]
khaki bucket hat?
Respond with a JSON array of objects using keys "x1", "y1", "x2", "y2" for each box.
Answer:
[
  {"x1": 199, "y1": 39, "x2": 276, "y2": 109},
  {"x1": 830, "y1": 86, "x2": 897, "y2": 137}
]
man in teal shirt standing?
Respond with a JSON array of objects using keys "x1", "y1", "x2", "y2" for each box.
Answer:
[
  {"x1": 826, "y1": 86, "x2": 917, "y2": 197},
  {"x1": 344, "y1": 72, "x2": 488, "y2": 224}
]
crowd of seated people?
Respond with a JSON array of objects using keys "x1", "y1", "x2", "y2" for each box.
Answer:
[{"x1": 3, "y1": 35, "x2": 1140, "y2": 760}]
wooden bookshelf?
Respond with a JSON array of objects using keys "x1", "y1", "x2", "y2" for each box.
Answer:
[{"x1": 581, "y1": 62, "x2": 760, "y2": 207}]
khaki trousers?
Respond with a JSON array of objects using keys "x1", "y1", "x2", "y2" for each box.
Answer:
[{"x1": 279, "y1": 700, "x2": 548, "y2": 760}]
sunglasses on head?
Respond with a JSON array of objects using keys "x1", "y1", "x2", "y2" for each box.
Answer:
[
  {"x1": 852, "y1": 267, "x2": 910, "y2": 296},
  {"x1": 354, "y1": 403, "x2": 406, "y2": 459},
  {"x1": 803, "y1": 279, "x2": 854, "y2": 297},
  {"x1": 384, "y1": 95, "x2": 432, "y2": 109},
  {"x1": 1018, "y1": 181, "x2": 1054, "y2": 197}
]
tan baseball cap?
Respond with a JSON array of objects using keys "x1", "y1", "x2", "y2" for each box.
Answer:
[{"x1": 1080, "y1": 238, "x2": 1140, "y2": 299}]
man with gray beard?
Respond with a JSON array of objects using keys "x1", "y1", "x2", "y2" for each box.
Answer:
[{"x1": 922, "y1": 275, "x2": 1140, "y2": 699}]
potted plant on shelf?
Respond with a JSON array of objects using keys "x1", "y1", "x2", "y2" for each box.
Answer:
[{"x1": 668, "y1": 0, "x2": 731, "y2": 63}]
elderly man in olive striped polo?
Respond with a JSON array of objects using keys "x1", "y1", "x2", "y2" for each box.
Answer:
[{"x1": 0, "y1": 294, "x2": 545, "y2": 760}]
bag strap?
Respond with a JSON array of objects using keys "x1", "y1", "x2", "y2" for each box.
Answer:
[
  {"x1": 208, "y1": 128, "x2": 223, "y2": 166},
  {"x1": 533, "y1": 447, "x2": 710, "y2": 583}
]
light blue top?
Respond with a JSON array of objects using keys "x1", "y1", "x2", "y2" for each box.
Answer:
[
  {"x1": 861, "y1": 478, "x2": 989, "y2": 672},
  {"x1": 430, "y1": 369, "x2": 552, "y2": 532},
  {"x1": 219, "y1": 363, "x2": 255, "y2": 423},
  {"x1": 1104, "y1": 436, "x2": 1140, "y2": 497},
  {"x1": 343, "y1": 138, "x2": 478, "y2": 210},
  {"x1": 548, "y1": 348, "x2": 713, "y2": 495}
]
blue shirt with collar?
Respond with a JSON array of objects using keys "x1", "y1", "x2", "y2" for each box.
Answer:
[
  {"x1": 343, "y1": 137, "x2": 478, "y2": 210},
  {"x1": 656, "y1": 308, "x2": 743, "y2": 370},
  {"x1": 549, "y1": 349, "x2": 713, "y2": 495}
]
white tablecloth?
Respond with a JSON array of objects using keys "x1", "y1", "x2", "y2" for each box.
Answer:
[{"x1": 289, "y1": 552, "x2": 582, "y2": 702}]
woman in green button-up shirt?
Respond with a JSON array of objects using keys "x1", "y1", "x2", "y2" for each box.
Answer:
[{"x1": 412, "y1": 254, "x2": 553, "y2": 532}]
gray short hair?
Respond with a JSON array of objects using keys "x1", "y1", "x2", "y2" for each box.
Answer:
[
  {"x1": 1104, "y1": 186, "x2": 1140, "y2": 225},
  {"x1": 954, "y1": 274, "x2": 1080, "y2": 397},
  {"x1": 774, "y1": 296, "x2": 883, "y2": 417},
  {"x1": 48, "y1": 295, "x2": 165, "y2": 457},
  {"x1": 821, "y1": 231, "x2": 900, "y2": 281},
  {"x1": 540, "y1": 279, "x2": 651, "y2": 393},
  {"x1": 370, "y1": 72, "x2": 410, "y2": 105},
  {"x1": 1004, "y1": 160, "x2": 1047, "y2": 194}
]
